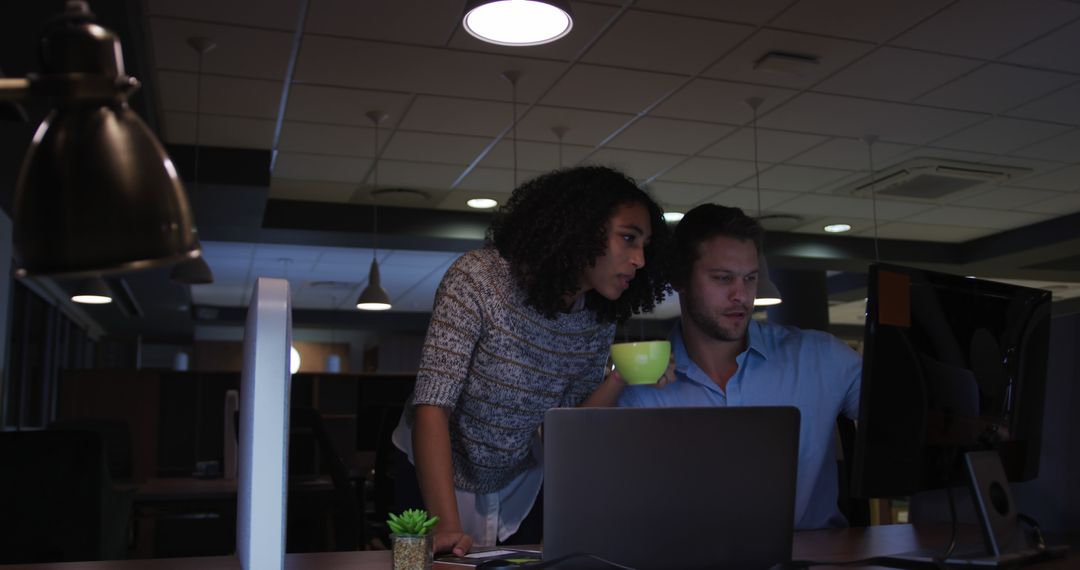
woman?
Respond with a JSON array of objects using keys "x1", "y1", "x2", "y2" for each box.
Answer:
[{"x1": 390, "y1": 165, "x2": 669, "y2": 555}]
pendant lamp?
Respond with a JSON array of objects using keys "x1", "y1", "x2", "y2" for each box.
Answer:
[
  {"x1": 4, "y1": 1, "x2": 199, "y2": 277},
  {"x1": 463, "y1": 0, "x2": 573, "y2": 47},
  {"x1": 171, "y1": 37, "x2": 217, "y2": 285},
  {"x1": 356, "y1": 111, "x2": 392, "y2": 311},
  {"x1": 70, "y1": 276, "x2": 113, "y2": 305},
  {"x1": 746, "y1": 97, "x2": 783, "y2": 307}
]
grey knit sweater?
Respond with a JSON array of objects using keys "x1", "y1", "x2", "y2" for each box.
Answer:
[{"x1": 407, "y1": 248, "x2": 615, "y2": 493}]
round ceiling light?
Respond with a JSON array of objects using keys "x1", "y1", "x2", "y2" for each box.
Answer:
[
  {"x1": 823, "y1": 223, "x2": 852, "y2": 233},
  {"x1": 463, "y1": 0, "x2": 573, "y2": 47},
  {"x1": 467, "y1": 198, "x2": 499, "y2": 209},
  {"x1": 663, "y1": 212, "x2": 685, "y2": 223}
]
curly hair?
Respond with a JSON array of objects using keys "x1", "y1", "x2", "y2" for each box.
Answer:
[
  {"x1": 486, "y1": 166, "x2": 670, "y2": 323},
  {"x1": 671, "y1": 204, "x2": 764, "y2": 290}
]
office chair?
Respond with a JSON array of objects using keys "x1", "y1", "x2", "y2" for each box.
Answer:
[
  {"x1": 47, "y1": 418, "x2": 133, "y2": 481},
  {"x1": 836, "y1": 416, "x2": 871, "y2": 527},
  {"x1": 0, "y1": 430, "x2": 134, "y2": 563}
]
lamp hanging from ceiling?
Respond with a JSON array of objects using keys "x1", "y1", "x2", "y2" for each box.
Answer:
[
  {"x1": 4, "y1": 0, "x2": 199, "y2": 277},
  {"x1": 552, "y1": 125, "x2": 567, "y2": 169},
  {"x1": 171, "y1": 36, "x2": 217, "y2": 285},
  {"x1": 863, "y1": 134, "x2": 882, "y2": 263},
  {"x1": 356, "y1": 111, "x2": 392, "y2": 311},
  {"x1": 463, "y1": 0, "x2": 573, "y2": 47},
  {"x1": 746, "y1": 97, "x2": 782, "y2": 307},
  {"x1": 70, "y1": 276, "x2": 113, "y2": 305}
]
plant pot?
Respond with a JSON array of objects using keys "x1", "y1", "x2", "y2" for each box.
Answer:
[{"x1": 391, "y1": 533, "x2": 433, "y2": 570}]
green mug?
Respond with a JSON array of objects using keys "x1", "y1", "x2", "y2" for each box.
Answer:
[{"x1": 610, "y1": 341, "x2": 671, "y2": 385}]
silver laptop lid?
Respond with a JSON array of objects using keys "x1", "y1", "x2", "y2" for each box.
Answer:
[{"x1": 543, "y1": 407, "x2": 800, "y2": 570}]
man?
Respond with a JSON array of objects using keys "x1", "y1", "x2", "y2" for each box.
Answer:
[{"x1": 618, "y1": 204, "x2": 861, "y2": 530}]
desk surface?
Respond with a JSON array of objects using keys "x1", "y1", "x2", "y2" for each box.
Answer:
[
  {"x1": 133, "y1": 477, "x2": 335, "y2": 503},
  {"x1": 1, "y1": 524, "x2": 1074, "y2": 569}
]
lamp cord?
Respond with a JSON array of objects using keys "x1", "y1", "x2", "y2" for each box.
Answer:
[
  {"x1": 865, "y1": 137, "x2": 881, "y2": 263},
  {"x1": 372, "y1": 117, "x2": 379, "y2": 258},
  {"x1": 194, "y1": 49, "x2": 204, "y2": 191},
  {"x1": 752, "y1": 104, "x2": 762, "y2": 218},
  {"x1": 512, "y1": 78, "x2": 518, "y2": 187}
]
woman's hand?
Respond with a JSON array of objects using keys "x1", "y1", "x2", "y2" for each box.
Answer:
[
  {"x1": 433, "y1": 528, "x2": 474, "y2": 557},
  {"x1": 654, "y1": 357, "x2": 677, "y2": 388}
]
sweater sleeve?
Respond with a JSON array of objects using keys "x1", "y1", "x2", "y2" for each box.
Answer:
[
  {"x1": 411, "y1": 257, "x2": 486, "y2": 409},
  {"x1": 560, "y1": 327, "x2": 615, "y2": 408}
]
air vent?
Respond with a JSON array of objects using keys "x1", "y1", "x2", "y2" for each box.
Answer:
[
  {"x1": 372, "y1": 188, "x2": 431, "y2": 204},
  {"x1": 308, "y1": 281, "x2": 360, "y2": 290},
  {"x1": 838, "y1": 158, "x2": 1032, "y2": 201},
  {"x1": 756, "y1": 213, "x2": 804, "y2": 231}
]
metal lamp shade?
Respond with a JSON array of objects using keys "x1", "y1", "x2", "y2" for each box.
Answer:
[
  {"x1": 755, "y1": 252, "x2": 783, "y2": 307},
  {"x1": 70, "y1": 276, "x2": 113, "y2": 305},
  {"x1": 13, "y1": 102, "x2": 199, "y2": 277},
  {"x1": 171, "y1": 254, "x2": 214, "y2": 285},
  {"x1": 356, "y1": 258, "x2": 391, "y2": 311}
]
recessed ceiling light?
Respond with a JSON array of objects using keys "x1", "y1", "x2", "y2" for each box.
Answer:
[
  {"x1": 823, "y1": 223, "x2": 852, "y2": 233},
  {"x1": 463, "y1": 0, "x2": 573, "y2": 47},
  {"x1": 467, "y1": 198, "x2": 498, "y2": 209},
  {"x1": 663, "y1": 212, "x2": 684, "y2": 223}
]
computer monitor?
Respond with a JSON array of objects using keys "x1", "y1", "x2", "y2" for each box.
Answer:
[{"x1": 852, "y1": 263, "x2": 1052, "y2": 499}]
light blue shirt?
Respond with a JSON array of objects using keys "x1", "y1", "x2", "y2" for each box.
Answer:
[{"x1": 618, "y1": 320, "x2": 862, "y2": 530}]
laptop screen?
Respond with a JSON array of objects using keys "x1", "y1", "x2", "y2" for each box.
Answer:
[{"x1": 543, "y1": 407, "x2": 799, "y2": 570}]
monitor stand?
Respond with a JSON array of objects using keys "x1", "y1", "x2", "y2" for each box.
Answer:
[{"x1": 883, "y1": 451, "x2": 1068, "y2": 568}]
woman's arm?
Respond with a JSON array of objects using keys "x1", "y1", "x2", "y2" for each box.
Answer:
[{"x1": 412, "y1": 404, "x2": 472, "y2": 556}]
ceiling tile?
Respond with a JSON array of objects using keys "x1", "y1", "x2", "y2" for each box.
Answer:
[
  {"x1": 891, "y1": 0, "x2": 1080, "y2": 58},
  {"x1": 446, "y1": 2, "x2": 621, "y2": 62},
  {"x1": 283, "y1": 85, "x2": 414, "y2": 127},
  {"x1": 269, "y1": 179, "x2": 358, "y2": 203},
  {"x1": 710, "y1": 187, "x2": 802, "y2": 212},
  {"x1": 786, "y1": 138, "x2": 914, "y2": 170},
  {"x1": 632, "y1": 0, "x2": 792, "y2": 25},
  {"x1": 662, "y1": 157, "x2": 758, "y2": 186},
  {"x1": 377, "y1": 161, "x2": 469, "y2": 194},
  {"x1": 481, "y1": 140, "x2": 592, "y2": 172},
  {"x1": 1003, "y1": 18, "x2": 1080, "y2": 73},
  {"x1": 1011, "y1": 164, "x2": 1080, "y2": 191},
  {"x1": 895, "y1": 147, "x2": 995, "y2": 164},
  {"x1": 772, "y1": 194, "x2": 933, "y2": 220},
  {"x1": 540, "y1": 64, "x2": 686, "y2": 114},
  {"x1": 759, "y1": 93, "x2": 983, "y2": 144},
  {"x1": 743, "y1": 164, "x2": 854, "y2": 193},
  {"x1": 304, "y1": 0, "x2": 459, "y2": 45},
  {"x1": 585, "y1": 149, "x2": 687, "y2": 182},
  {"x1": 646, "y1": 181, "x2": 725, "y2": 207},
  {"x1": 1009, "y1": 128, "x2": 1080, "y2": 163},
  {"x1": 652, "y1": 79, "x2": 799, "y2": 125},
  {"x1": 157, "y1": 72, "x2": 282, "y2": 118},
  {"x1": 254, "y1": 244, "x2": 325, "y2": 264},
  {"x1": 905, "y1": 206, "x2": 1050, "y2": 229},
  {"x1": 455, "y1": 167, "x2": 517, "y2": 196},
  {"x1": 147, "y1": 0, "x2": 301, "y2": 30},
  {"x1": 278, "y1": 122, "x2": 369, "y2": 156},
  {"x1": 954, "y1": 186, "x2": 1062, "y2": 209},
  {"x1": 382, "y1": 131, "x2": 493, "y2": 165},
  {"x1": 201, "y1": 241, "x2": 255, "y2": 260},
  {"x1": 149, "y1": 17, "x2": 294, "y2": 79},
  {"x1": 933, "y1": 117, "x2": 1072, "y2": 155},
  {"x1": 1009, "y1": 82, "x2": 1080, "y2": 126},
  {"x1": 851, "y1": 221, "x2": 991, "y2": 242},
  {"x1": 294, "y1": 36, "x2": 566, "y2": 102},
  {"x1": 815, "y1": 47, "x2": 981, "y2": 102},
  {"x1": 1018, "y1": 190, "x2": 1080, "y2": 214},
  {"x1": 272, "y1": 152, "x2": 371, "y2": 184},
  {"x1": 771, "y1": 0, "x2": 950, "y2": 42},
  {"x1": 162, "y1": 112, "x2": 277, "y2": 148},
  {"x1": 608, "y1": 117, "x2": 734, "y2": 154},
  {"x1": 702, "y1": 128, "x2": 829, "y2": 162},
  {"x1": 703, "y1": 29, "x2": 874, "y2": 89},
  {"x1": 916, "y1": 64, "x2": 1077, "y2": 114},
  {"x1": 398, "y1": 96, "x2": 512, "y2": 138},
  {"x1": 515, "y1": 106, "x2": 635, "y2": 147},
  {"x1": 582, "y1": 10, "x2": 753, "y2": 75}
]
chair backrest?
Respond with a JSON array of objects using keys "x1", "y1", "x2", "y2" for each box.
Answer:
[{"x1": 0, "y1": 430, "x2": 133, "y2": 563}]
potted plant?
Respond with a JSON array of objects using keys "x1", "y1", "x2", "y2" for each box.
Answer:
[{"x1": 387, "y1": 508, "x2": 439, "y2": 570}]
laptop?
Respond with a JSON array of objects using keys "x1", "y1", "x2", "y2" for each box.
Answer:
[{"x1": 543, "y1": 407, "x2": 800, "y2": 570}]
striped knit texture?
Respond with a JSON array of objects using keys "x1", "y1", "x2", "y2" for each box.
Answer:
[{"x1": 408, "y1": 248, "x2": 615, "y2": 493}]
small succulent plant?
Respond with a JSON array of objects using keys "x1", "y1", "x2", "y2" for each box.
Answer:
[{"x1": 387, "y1": 508, "x2": 439, "y2": 536}]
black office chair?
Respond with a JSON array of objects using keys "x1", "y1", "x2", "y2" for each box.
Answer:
[
  {"x1": 287, "y1": 406, "x2": 361, "y2": 552},
  {"x1": 0, "y1": 430, "x2": 135, "y2": 563}
]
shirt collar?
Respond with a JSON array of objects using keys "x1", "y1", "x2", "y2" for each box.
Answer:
[{"x1": 669, "y1": 318, "x2": 771, "y2": 367}]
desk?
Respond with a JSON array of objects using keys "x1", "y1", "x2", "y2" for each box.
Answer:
[{"x1": 2, "y1": 524, "x2": 1074, "y2": 569}]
